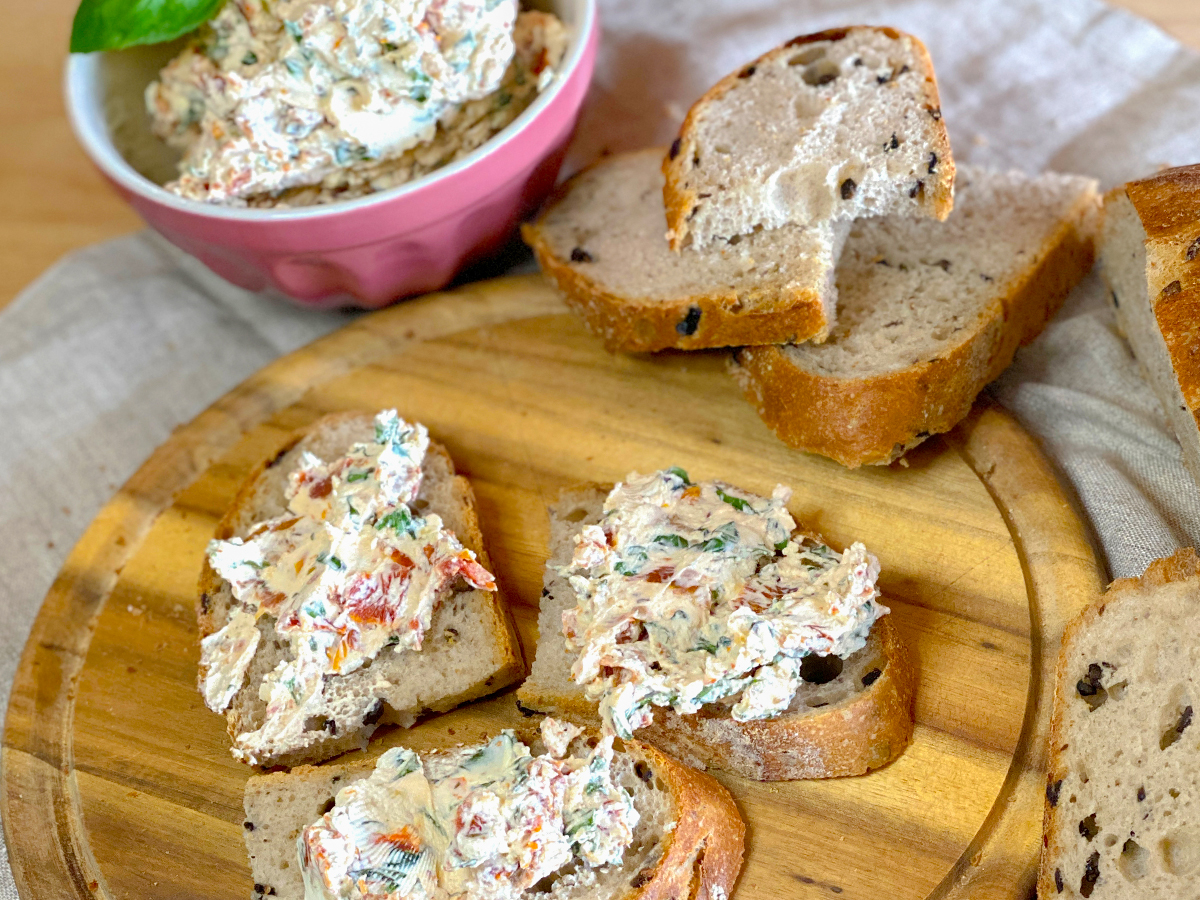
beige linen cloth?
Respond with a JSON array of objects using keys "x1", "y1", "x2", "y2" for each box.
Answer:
[{"x1": 3, "y1": 0, "x2": 1200, "y2": 893}]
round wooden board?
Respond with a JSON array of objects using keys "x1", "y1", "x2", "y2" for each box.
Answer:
[{"x1": 2, "y1": 274, "x2": 1105, "y2": 900}]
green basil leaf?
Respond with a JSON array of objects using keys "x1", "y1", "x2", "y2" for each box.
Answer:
[{"x1": 70, "y1": 0, "x2": 226, "y2": 54}]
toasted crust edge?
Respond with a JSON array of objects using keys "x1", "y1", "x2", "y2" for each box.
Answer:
[
  {"x1": 196, "y1": 411, "x2": 525, "y2": 767},
  {"x1": 1108, "y1": 168, "x2": 1200, "y2": 477},
  {"x1": 520, "y1": 152, "x2": 831, "y2": 353},
  {"x1": 662, "y1": 26, "x2": 954, "y2": 251},
  {"x1": 1037, "y1": 548, "x2": 1200, "y2": 899},
  {"x1": 243, "y1": 735, "x2": 745, "y2": 900},
  {"x1": 638, "y1": 616, "x2": 914, "y2": 780},
  {"x1": 728, "y1": 185, "x2": 1098, "y2": 467}
]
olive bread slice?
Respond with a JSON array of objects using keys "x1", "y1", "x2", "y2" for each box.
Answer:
[
  {"x1": 197, "y1": 412, "x2": 525, "y2": 768},
  {"x1": 1100, "y1": 165, "x2": 1200, "y2": 491},
  {"x1": 1040, "y1": 548, "x2": 1200, "y2": 898},
  {"x1": 243, "y1": 715, "x2": 745, "y2": 900},
  {"x1": 730, "y1": 165, "x2": 1099, "y2": 467},
  {"x1": 517, "y1": 485, "x2": 916, "y2": 781},
  {"x1": 522, "y1": 148, "x2": 848, "y2": 352},
  {"x1": 663, "y1": 26, "x2": 954, "y2": 251}
]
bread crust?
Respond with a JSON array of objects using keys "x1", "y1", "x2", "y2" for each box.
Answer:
[
  {"x1": 729, "y1": 191, "x2": 1097, "y2": 467},
  {"x1": 662, "y1": 26, "x2": 954, "y2": 251},
  {"x1": 1037, "y1": 548, "x2": 1200, "y2": 899},
  {"x1": 1114, "y1": 166, "x2": 1200, "y2": 433},
  {"x1": 197, "y1": 411, "x2": 525, "y2": 767},
  {"x1": 638, "y1": 616, "x2": 914, "y2": 779},
  {"x1": 520, "y1": 152, "x2": 832, "y2": 352},
  {"x1": 243, "y1": 731, "x2": 745, "y2": 900}
]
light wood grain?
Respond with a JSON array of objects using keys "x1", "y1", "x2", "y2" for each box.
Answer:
[
  {"x1": 0, "y1": 0, "x2": 1194, "y2": 311},
  {"x1": 2, "y1": 275, "x2": 1105, "y2": 900}
]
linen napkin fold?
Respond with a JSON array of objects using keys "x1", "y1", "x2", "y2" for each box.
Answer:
[{"x1": 4, "y1": 0, "x2": 1200, "y2": 895}]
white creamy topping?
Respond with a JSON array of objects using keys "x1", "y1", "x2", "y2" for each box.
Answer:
[
  {"x1": 201, "y1": 410, "x2": 495, "y2": 763},
  {"x1": 147, "y1": 0, "x2": 520, "y2": 202},
  {"x1": 299, "y1": 722, "x2": 639, "y2": 900},
  {"x1": 559, "y1": 468, "x2": 887, "y2": 738}
]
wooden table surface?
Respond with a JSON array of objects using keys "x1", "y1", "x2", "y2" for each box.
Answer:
[{"x1": 1, "y1": 0, "x2": 1196, "y2": 312}]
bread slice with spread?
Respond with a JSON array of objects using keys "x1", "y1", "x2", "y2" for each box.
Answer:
[
  {"x1": 522, "y1": 148, "x2": 849, "y2": 352},
  {"x1": 1040, "y1": 549, "x2": 1200, "y2": 899},
  {"x1": 243, "y1": 715, "x2": 745, "y2": 900},
  {"x1": 197, "y1": 410, "x2": 524, "y2": 767},
  {"x1": 730, "y1": 165, "x2": 1099, "y2": 467},
  {"x1": 662, "y1": 26, "x2": 954, "y2": 251},
  {"x1": 518, "y1": 472, "x2": 916, "y2": 781},
  {"x1": 1100, "y1": 165, "x2": 1200, "y2": 491}
]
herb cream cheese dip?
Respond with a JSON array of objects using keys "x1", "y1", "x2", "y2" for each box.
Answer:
[
  {"x1": 300, "y1": 718, "x2": 638, "y2": 900},
  {"x1": 559, "y1": 468, "x2": 888, "y2": 739},
  {"x1": 147, "y1": 1, "x2": 566, "y2": 206},
  {"x1": 201, "y1": 410, "x2": 496, "y2": 763}
]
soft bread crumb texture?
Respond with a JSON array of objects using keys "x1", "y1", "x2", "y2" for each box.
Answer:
[
  {"x1": 729, "y1": 165, "x2": 1099, "y2": 467},
  {"x1": 518, "y1": 485, "x2": 915, "y2": 780},
  {"x1": 197, "y1": 413, "x2": 524, "y2": 768},
  {"x1": 1101, "y1": 172, "x2": 1200, "y2": 491},
  {"x1": 1040, "y1": 549, "x2": 1200, "y2": 899},
  {"x1": 664, "y1": 26, "x2": 953, "y2": 250},
  {"x1": 523, "y1": 148, "x2": 848, "y2": 351}
]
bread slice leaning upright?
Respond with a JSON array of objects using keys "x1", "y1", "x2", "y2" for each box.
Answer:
[
  {"x1": 731, "y1": 165, "x2": 1099, "y2": 467},
  {"x1": 1101, "y1": 165, "x2": 1200, "y2": 491},
  {"x1": 1040, "y1": 548, "x2": 1200, "y2": 899},
  {"x1": 522, "y1": 148, "x2": 849, "y2": 352},
  {"x1": 518, "y1": 484, "x2": 916, "y2": 781},
  {"x1": 663, "y1": 26, "x2": 954, "y2": 251},
  {"x1": 197, "y1": 411, "x2": 524, "y2": 768},
  {"x1": 243, "y1": 718, "x2": 746, "y2": 900}
]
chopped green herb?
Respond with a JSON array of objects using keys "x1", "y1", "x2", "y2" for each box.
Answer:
[
  {"x1": 653, "y1": 533, "x2": 688, "y2": 548},
  {"x1": 283, "y1": 19, "x2": 303, "y2": 42},
  {"x1": 241, "y1": 50, "x2": 258, "y2": 65},
  {"x1": 378, "y1": 507, "x2": 418, "y2": 535},
  {"x1": 666, "y1": 466, "x2": 691, "y2": 484},
  {"x1": 283, "y1": 56, "x2": 307, "y2": 78},
  {"x1": 345, "y1": 470, "x2": 371, "y2": 483},
  {"x1": 715, "y1": 487, "x2": 752, "y2": 512},
  {"x1": 775, "y1": 539, "x2": 789, "y2": 551}
]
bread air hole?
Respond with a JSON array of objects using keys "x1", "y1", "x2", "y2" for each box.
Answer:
[
  {"x1": 1161, "y1": 828, "x2": 1200, "y2": 876},
  {"x1": 1118, "y1": 839, "x2": 1149, "y2": 881},
  {"x1": 1160, "y1": 696, "x2": 1193, "y2": 751},
  {"x1": 802, "y1": 60, "x2": 840, "y2": 86},
  {"x1": 788, "y1": 46, "x2": 826, "y2": 66}
]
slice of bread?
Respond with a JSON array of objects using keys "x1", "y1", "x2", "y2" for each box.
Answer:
[
  {"x1": 1100, "y1": 166, "x2": 1200, "y2": 490},
  {"x1": 1039, "y1": 548, "x2": 1200, "y2": 899},
  {"x1": 730, "y1": 165, "x2": 1099, "y2": 468},
  {"x1": 197, "y1": 412, "x2": 525, "y2": 768},
  {"x1": 662, "y1": 26, "x2": 954, "y2": 251},
  {"x1": 516, "y1": 485, "x2": 916, "y2": 781},
  {"x1": 243, "y1": 725, "x2": 745, "y2": 900},
  {"x1": 522, "y1": 148, "x2": 849, "y2": 352}
]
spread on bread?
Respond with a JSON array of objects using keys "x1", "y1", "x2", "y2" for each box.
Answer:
[
  {"x1": 559, "y1": 468, "x2": 887, "y2": 738},
  {"x1": 147, "y1": 1, "x2": 566, "y2": 206},
  {"x1": 202, "y1": 410, "x2": 496, "y2": 763},
  {"x1": 299, "y1": 718, "x2": 638, "y2": 900}
]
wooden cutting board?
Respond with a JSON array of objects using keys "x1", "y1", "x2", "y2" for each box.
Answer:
[{"x1": 2, "y1": 274, "x2": 1105, "y2": 900}]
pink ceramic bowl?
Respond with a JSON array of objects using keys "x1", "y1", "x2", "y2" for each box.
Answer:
[{"x1": 65, "y1": 1, "x2": 597, "y2": 309}]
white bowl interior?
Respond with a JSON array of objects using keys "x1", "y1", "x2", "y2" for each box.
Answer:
[{"x1": 66, "y1": 0, "x2": 593, "y2": 221}]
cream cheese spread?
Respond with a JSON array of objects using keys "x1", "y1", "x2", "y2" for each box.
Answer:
[
  {"x1": 559, "y1": 468, "x2": 887, "y2": 739},
  {"x1": 146, "y1": 0, "x2": 562, "y2": 204},
  {"x1": 299, "y1": 718, "x2": 639, "y2": 900},
  {"x1": 201, "y1": 410, "x2": 495, "y2": 763}
]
